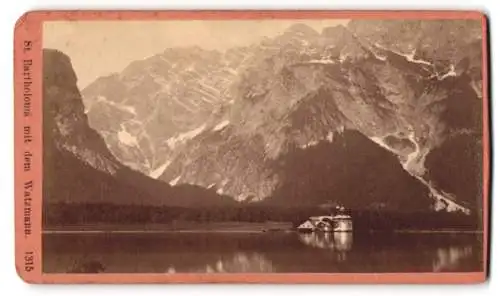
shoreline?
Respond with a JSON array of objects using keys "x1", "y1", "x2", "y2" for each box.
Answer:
[
  {"x1": 42, "y1": 221, "x2": 483, "y2": 235},
  {"x1": 393, "y1": 229, "x2": 483, "y2": 234},
  {"x1": 42, "y1": 221, "x2": 295, "y2": 234},
  {"x1": 42, "y1": 229, "x2": 287, "y2": 234}
]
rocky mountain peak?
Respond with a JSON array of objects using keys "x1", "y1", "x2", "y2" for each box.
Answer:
[
  {"x1": 79, "y1": 20, "x2": 484, "y2": 214},
  {"x1": 284, "y1": 23, "x2": 319, "y2": 36}
]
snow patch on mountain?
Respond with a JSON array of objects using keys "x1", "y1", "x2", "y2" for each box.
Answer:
[
  {"x1": 438, "y1": 65, "x2": 457, "y2": 80},
  {"x1": 96, "y1": 95, "x2": 137, "y2": 115},
  {"x1": 169, "y1": 175, "x2": 182, "y2": 186},
  {"x1": 401, "y1": 49, "x2": 433, "y2": 66},
  {"x1": 166, "y1": 124, "x2": 207, "y2": 149},
  {"x1": 213, "y1": 120, "x2": 230, "y2": 132},
  {"x1": 117, "y1": 127, "x2": 138, "y2": 147},
  {"x1": 300, "y1": 139, "x2": 319, "y2": 149},
  {"x1": 402, "y1": 131, "x2": 427, "y2": 176},
  {"x1": 370, "y1": 136, "x2": 399, "y2": 155},
  {"x1": 149, "y1": 159, "x2": 172, "y2": 179},
  {"x1": 236, "y1": 194, "x2": 249, "y2": 202},
  {"x1": 372, "y1": 52, "x2": 387, "y2": 61},
  {"x1": 414, "y1": 175, "x2": 470, "y2": 214},
  {"x1": 307, "y1": 58, "x2": 336, "y2": 64},
  {"x1": 370, "y1": 43, "x2": 389, "y2": 61},
  {"x1": 326, "y1": 131, "x2": 334, "y2": 142}
]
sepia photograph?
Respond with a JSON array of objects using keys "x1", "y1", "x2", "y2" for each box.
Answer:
[{"x1": 38, "y1": 16, "x2": 486, "y2": 275}]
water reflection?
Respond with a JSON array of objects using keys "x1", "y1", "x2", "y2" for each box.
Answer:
[
  {"x1": 432, "y1": 245, "x2": 474, "y2": 272},
  {"x1": 298, "y1": 232, "x2": 353, "y2": 251},
  {"x1": 43, "y1": 232, "x2": 482, "y2": 273},
  {"x1": 166, "y1": 252, "x2": 275, "y2": 273}
]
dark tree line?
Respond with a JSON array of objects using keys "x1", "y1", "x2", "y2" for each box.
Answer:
[
  {"x1": 43, "y1": 202, "x2": 482, "y2": 232},
  {"x1": 43, "y1": 203, "x2": 316, "y2": 226},
  {"x1": 350, "y1": 210, "x2": 482, "y2": 233}
]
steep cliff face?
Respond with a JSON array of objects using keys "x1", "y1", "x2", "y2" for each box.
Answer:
[
  {"x1": 43, "y1": 49, "x2": 122, "y2": 186},
  {"x1": 80, "y1": 46, "x2": 255, "y2": 175},
  {"x1": 82, "y1": 20, "x2": 484, "y2": 213},
  {"x1": 43, "y1": 49, "x2": 234, "y2": 207}
]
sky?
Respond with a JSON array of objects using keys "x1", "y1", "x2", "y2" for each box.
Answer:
[{"x1": 43, "y1": 20, "x2": 349, "y2": 89}]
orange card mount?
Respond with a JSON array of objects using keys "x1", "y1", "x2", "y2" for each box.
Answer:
[{"x1": 14, "y1": 10, "x2": 490, "y2": 284}]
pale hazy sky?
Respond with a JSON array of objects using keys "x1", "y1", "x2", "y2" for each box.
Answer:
[{"x1": 43, "y1": 20, "x2": 349, "y2": 89}]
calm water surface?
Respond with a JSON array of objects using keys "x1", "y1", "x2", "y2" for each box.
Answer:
[{"x1": 43, "y1": 232, "x2": 483, "y2": 273}]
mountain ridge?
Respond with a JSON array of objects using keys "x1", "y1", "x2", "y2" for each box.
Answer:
[{"x1": 78, "y1": 20, "x2": 483, "y2": 213}]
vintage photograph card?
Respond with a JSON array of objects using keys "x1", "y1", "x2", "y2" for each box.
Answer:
[{"x1": 14, "y1": 10, "x2": 489, "y2": 284}]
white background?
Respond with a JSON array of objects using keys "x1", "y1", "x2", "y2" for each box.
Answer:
[{"x1": 0, "y1": 0, "x2": 497, "y2": 294}]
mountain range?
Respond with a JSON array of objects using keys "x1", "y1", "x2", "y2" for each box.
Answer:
[{"x1": 47, "y1": 19, "x2": 483, "y2": 214}]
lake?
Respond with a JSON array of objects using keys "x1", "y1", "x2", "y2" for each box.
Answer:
[{"x1": 42, "y1": 231, "x2": 483, "y2": 273}]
